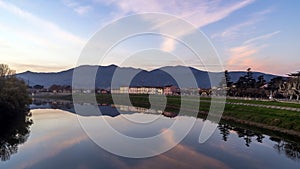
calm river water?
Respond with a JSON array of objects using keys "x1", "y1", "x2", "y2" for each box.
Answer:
[{"x1": 0, "y1": 100, "x2": 299, "y2": 169}]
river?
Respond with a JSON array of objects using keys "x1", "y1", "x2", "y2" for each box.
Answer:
[{"x1": 0, "y1": 100, "x2": 299, "y2": 169}]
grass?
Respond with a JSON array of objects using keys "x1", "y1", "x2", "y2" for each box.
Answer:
[
  {"x1": 200, "y1": 97, "x2": 300, "y2": 108},
  {"x1": 223, "y1": 104, "x2": 300, "y2": 131},
  {"x1": 33, "y1": 93, "x2": 300, "y2": 134}
]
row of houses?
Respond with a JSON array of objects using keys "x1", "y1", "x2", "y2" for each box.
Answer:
[
  {"x1": 30, "y1": 84, "x2": 208, "y2": 96},
  {"x1": 111, "y1": 85, "x2": 180, "y2": 95}
]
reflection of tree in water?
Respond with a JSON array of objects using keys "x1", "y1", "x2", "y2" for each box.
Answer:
[
  {"x1": 32, "y1": 99, "x2": 73, "y2": 110},
  {"x1": 218, "y1": 123, "x2": 264, "y2": 146},
  {"x1": 218, "y1": 124, "x2": 231, "y2": 141},
  {"x1": 0, "y1": 114, "x2": 33, "y2": 161},
  {"x1": 270, "y1": 137, "x2": 300, "y2": 161},
  {"x1": 50, "y1": 102, "x2": 73, "y2": 110},
  {"x1": 218, "y1": 123, "x2": 300, "y2": 160}
]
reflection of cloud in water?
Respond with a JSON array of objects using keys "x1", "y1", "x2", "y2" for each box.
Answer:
[
  {"x1": 207, "y1": 140, "x2": 262, "y2": 165},
  {"x1": 16, "y1": 134, "x2": 88, "y2": 169},
  {"x1": 153, "y1": 145, "x2": 230, "y2": 169},
  {"x1": 15, "y1": 109, "x2": 89, "y2": 169},
  {"x1": 119, "y1": 113, "x2": 162, "y2": 124},
  {"x1": 107, "y1": 128, "x2": 231, "y2": 169}
]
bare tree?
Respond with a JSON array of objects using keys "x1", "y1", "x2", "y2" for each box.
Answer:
[{"x1": 0, "y1": 64, "x2": 16, "y2": 77}]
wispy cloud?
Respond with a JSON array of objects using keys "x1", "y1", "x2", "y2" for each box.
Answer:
[
  {"x1": 0, "y1": 0, "x2": 87, "y2": 72},
  {"x1": 74, "y1": 6, "x2": 92, "y2": 15},
  {"x1": 243, "y1": 31, "x2": 280, "y2": 44},
  {"x1": 0, "y1": 23, "x2": 53, "y2": 47},
  {"x1": 11, "y1": 63, "x2": 71, "y2": 73},
  {"x1": 226, "y1": 30, "x2": 280, "y2": 71},
  {"x1": 211, "y1": 8, "x2": 273, "y2": 41},
  {"x1": 161, "y1": 38, "x2": 176, "y2": 52},
  {"x1": 226, "y1": 43, "x2": 297, "y2": 74},
  {"x1": 208, "y1": 6, "x2": 281, "y2": 72},
  {"x1": 212, "y1": 19, "x2": 258, "y2": 40},
  {"x1": 0, "y1": 0, "x2": 85, "y2": 45},
  {"x1": 94, "y1": 0, "x2": 255, "y2": 52},
  {"x1": 63, "y1": 0, "x2": 92, "y2": 15},
  {"x1": 227, "y1": 44, "x2": 258, "y2": 66},
  {"x1": 182, "y1": 0, "x2": 255, "y2": 28},
  {"x1": 159, "y1": 0, "x2": 255, "y2": 52}
]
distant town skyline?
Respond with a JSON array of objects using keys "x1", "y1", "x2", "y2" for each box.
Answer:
[{"x1": 0, "y1": 0, "x2": 299, "y2": 75}]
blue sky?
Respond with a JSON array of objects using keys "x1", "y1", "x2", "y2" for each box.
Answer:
[{"x1": 0, "y1": 0, "x2": 299, "y2": 75}]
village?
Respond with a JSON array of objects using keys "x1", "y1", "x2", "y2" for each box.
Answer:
[
  {"x1": 29, "y1": 84, "x2": 197, "y2": 96},
  {"x1": 28, "y1": 70, "x2": 300, "y2": 101}
]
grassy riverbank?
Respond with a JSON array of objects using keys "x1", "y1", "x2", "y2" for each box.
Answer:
[{"x1": 33, "y1": 93, "x2": 300, "y2": 137}]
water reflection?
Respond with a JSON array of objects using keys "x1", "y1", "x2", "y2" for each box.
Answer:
[
  {"x1": 31, "y1": 99, "x2": 179, "y2": 118},
  {"x1": 271, "y1": 137, "x2": 300, "y2": 161},
  {"x1": 0, "y1": 114, "x2": 33, "y2": 161},
  {"x1": 113, "y1": 104, "x2": 178, "y2": 118},
  {"x1": 218, "y1": 123, "x2": 300, "y2": 161},
  {"x1": 29, "y1": 100, "x2": 300, "y2": 162},
  {"x1": 218, "y1": 123, "x2": 265, "y2": 146}
]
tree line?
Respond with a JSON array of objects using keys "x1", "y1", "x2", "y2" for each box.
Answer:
[{"x1": 224, "y1": 68, "x2": 300, "y2": 100}]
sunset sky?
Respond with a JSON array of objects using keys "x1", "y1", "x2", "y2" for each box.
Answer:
[{"x1": 0, "y1": 0, "x2": 299, "y2": 75}]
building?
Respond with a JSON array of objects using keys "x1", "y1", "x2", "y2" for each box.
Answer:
[
  {"x1": 120, "y1": 87, "x2": 129, "y2": 94},
  {"x1": 181, "y1": 88, "x2": 199, "y2": 95},
  {"x1": 111, "y1": 89, "x2": 120, "y2": 94},
  {"x1": 147, "y1": 87, "x2": 164, "y2": 95},
  {"x1": 128, "y1": 86, "x2": 139, "y2": 94},
  {"x1": 96, "y1": 89, "x2": 110, "y2": 94},
  {"x1": 112, "y1": 85, "x2": 179, "y2": 95},
  {"x1": 163, "y1": 85, "x2": 180, "y2": 95},
  {"x1": 128, "y1": 86, "x2": 164, "y2": 95}
]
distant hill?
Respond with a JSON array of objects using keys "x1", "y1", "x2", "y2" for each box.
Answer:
[{"x1": 17, "y1": 65, "x2": 280, "y2": 89}]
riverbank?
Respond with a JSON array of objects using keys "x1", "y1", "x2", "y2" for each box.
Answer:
[{"x1": 33, "y1": 93, "x2": 300, "y2": 138}]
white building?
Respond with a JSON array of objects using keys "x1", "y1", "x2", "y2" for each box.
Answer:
[{"x1": 119, "y1": 87, "x2": 129, "y2": 94}]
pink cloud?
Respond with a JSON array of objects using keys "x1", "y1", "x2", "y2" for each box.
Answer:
[
  {"x1": 95, "y1": 0, "x2": 255, "y2": 52},
  {"x1": 226, "y1": 31, "x2": 284, "y2": 74}
]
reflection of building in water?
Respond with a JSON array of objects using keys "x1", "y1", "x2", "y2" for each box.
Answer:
[
  {"x1": 113, "y1": 104, "x2": 178, "y2": 118},
  {"x1": 162, "y1": 111, "x2": 178, "y2": 118},
  {"x1": 113, "y1": 104, "x2": 163, "y2": 114}
]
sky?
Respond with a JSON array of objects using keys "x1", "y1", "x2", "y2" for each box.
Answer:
[{"x1": 0, "y1": 0, "x2": 299, "y2": 75}]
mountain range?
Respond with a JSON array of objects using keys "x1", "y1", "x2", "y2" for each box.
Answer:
[{"x1": 17, "y1": 65, "x2": 279, "y2": 89}]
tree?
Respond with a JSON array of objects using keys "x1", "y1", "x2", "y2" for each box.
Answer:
[
  {"x1": 268, "y1": 77, "x2": 283, "y2": 91},
  {"x1": 267, "y1": 76, "x2": 284, "y2": 99},
  {"x1": 286, "y1": 72, "x2": 300, "y2": 100},
  {"x1": 245, "y1": 68, "x2": 256, "y2": 88},
  {"x1": 49, "y1": 84, "x2": 61, "y2": 92},
  {"x1": 232, "y1": 68, "x2": 262, "y2": 97},
  {"x1": 225, "y1": 70, "x2": 233, "y2": 87},
  {"x1": 219, "y1": 70, "x2": 232, "y2": 90},
  {"x1": 0, "y1": 64, "x2": 15, "y2": 77},
  {"x1": 0, "y1": 64, "x2": 31, "y2": 122},
  {"x1": 256, "y1": 75, "x2": 266, "y2": 88},
  {"x1": 33, "y1": 85, "x2": 44, "y2": 90}
]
